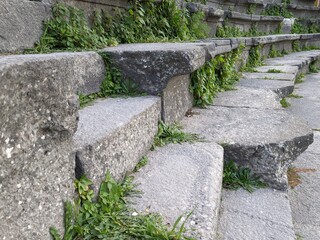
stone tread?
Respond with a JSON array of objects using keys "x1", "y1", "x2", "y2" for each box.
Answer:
[
  {"x1": 218, "y1": 188, "x2": 295, "y2": 240},
  {"x1": 74, "y1": 96, "x2": 161, "y2": 191},
  {"x1": 131, "y1": 142, "x2": 224, "y2": 240},
  {"x1": 242, "y1": 72, "x2": 296, "y2": 81}
]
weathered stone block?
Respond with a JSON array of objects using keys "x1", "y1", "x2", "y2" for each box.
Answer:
[
  {"x1": 0, "y1": 54, "x2": 80, "y2": 239},
  {"x1": 161, "y1": 75, "x2": 193, "y2": 124},
  {"x1": 0, "y1": 0, "x2": 51, "y2": 53},
  {"x1": 74, "y1": 96, "x2": 161, "y2": 193}
]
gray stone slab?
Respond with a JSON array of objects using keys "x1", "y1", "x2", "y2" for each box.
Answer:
[
  {"x1": 182, "y1": 106, "x2": 313, "y2": 189},
  {"x1": 287, "y1": 73, "x2": 320, "y2": 129},
  {"x1": 0, "y1": 0, "x2": 51, "y2": 53},
  {"x1": 102, "y1": 43, "x2": 206, "y2": 95},
  {"x1": 218, "y1": 188, "x2": 295, "y2": 240},
  {"x1": 242, "y1": 72, "x2": 296, "y2": 81},
  {"x1": 289, "y1": 132, "x2": 320, "y2": 240},
  {"x1": 131, "y1": 142, "x2": 224, "y2": 240},
  {"x1": 264, "y1": 58, "x2": 310, "y2": 68},
  {"x1": 162, "y1": 75, "x2": 193, "y2": 124},
  {"x1": 212, "y1": 87, "x2": 281, "y2": 109},
  {"x1": 74, "y1": 96, "x2": 160, "y2": 193},
  {"x1": 236, "y1": 78, "x2": 294, "y2": 98},
  {"x1": 0, "y1": 52, "x2": 105, "y2": 95},
  {"x1": 0, "y1": 52, "x2": 79, "y2": 238},
  {"x1": 254, "y1": 65, "x2": 299, "y2": 74}
]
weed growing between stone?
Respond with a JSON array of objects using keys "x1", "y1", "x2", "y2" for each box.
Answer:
[
  {"x1": 280, "y1": 98, "x2": 291, "y2": 108},
  {"x1": 216, "y1": 22, "x2": 265, "y2": 38},
  {"x1": 190, "y1": 47, "x2": 243, "y2": 107},
  {"x1": 309, "y1": 63, "x2": 320, "y2": 73},
  {"x1": 267, "y1": 69, "x2": 284, "y2": 73},
  {"x1": 50, "y1": 173, "x2": 195, "y2": 240},
  {"x1": 295, "y1": 73, "x2": 305, "y2": 84},
  {"x1": 79, "y1": 53, "x2": 142, "y2": 108},
  {"x1": 262, "y1": 0, "x2": 293, "y2": 18},
  {"x1": 153, "y1": 121, "x2": 201, "y2": 148},
  {"x1": 27, "y1": 1, "x2": 210, "y2": 53},
  {"x1": 222, "y1": 161, "x2": 266, "y2": 192},
  {"x1": 242, "y1": 45, "x2": 263, "y2": 72},
  {"x1": 287, "y1": 93, "x2": 303, "y2": 98},
  {"x1": 268, "y1": 45, "x2": 283, "y2": 58},
  {"x1": 134, "y1": 156, "x2": 148, "y2": 172},
  {"x1": 292, "y1": 40, "x2": 301, "y2": 52}
]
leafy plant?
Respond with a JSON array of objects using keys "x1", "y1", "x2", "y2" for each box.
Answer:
[
  {"x1": 262, "y1": 2, "x2": 293, "y2": 18},
  {"x1": 295, "y1": 73, "x2": 305, "y2": 84},
  {"x1": 280, "y1": 98, "x2": 291, "y2": 108},
  {"x1": 267, "y1": 69, "x2": 283, "y2": 73},
  {"x1": 134, "y1": 156, "x2": 148, "y2": 172},
  {"x1": 247, "y1": 4, "x2": 256, "y2": 15},
  {"x1": 216, "y1": 22, "x2": 265, "y2": 38},
  {"x1": 50, "y1": 173, "x2": 195, "y2": 239},
  {"x1": 287, "y1": 93, "x2": 303, "y2": 98},
  {"x1": 242, "y1": 45, "x2": 263, "y2": 71},
  {"x1": 268, "y1": 45, "x2": 283, "y2": 58},
  {"x1": 223, "y1": 161, "x2": 266, "y2": 192},
  {"x1": 292, "y1": 40, "x2": 301, "y2": 52},
  {"x1": 153, "y1": 121, "x2": 201, "y2": 148},
  {"x1": 309, "y1": 62, "x2": 320, "y2": 73},
  {"x1": 191, "y1": 47, "x2": 243, "y2": 107}
]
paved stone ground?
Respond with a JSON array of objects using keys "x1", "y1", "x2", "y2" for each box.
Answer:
[{"x1": 287, "y1": 72, "x2": 320, "y2": 240}]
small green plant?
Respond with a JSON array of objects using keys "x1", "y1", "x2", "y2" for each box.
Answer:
[
  {"x1": 191, "y1": 47, "x2": 243, "y2": 107},
  {"x1": 268, "y1": 45, "x2": 283, "y2": 58},
  {"x1": 50, "y1": 173, "x2": 194, "y2": 239},
  {"x1": 134, "y1": 156, "x2": 148, "y2": 172},
  {"x1": 216, "y1": 21, "x2": 265, "y2": 38},
  {"x1": 153, "y1": 121, "x2": 201, "y2": 148},
  {"x1": 280, "y1": 98, "x2": 291, "y2": 108},
  {"x1": 292, "y1": 40, "x2": 301, "y2": 52},
  {"x1": 242, "y1": 45, "x2": 263, "y2": 71},
  {"x1": 287, "y1": 93, "x2": 303, "y2": 98},
  {"x1": 222, "y1": 161, "x2": 266, "y2": 192},
  {"x1": 262, "y1": 2, "x2": 293, "y2": 18},
  {"x1": 295, "y1": 73, "x2": 305, "y2": 84},
  {"x1": 309, "y1": 63, "x2": 320, "y2": 73},
  {"x1": 267, "y1": 69, "x2": 283, "y2": 73},
  {"x1": 247, "y1": 4, "x2": 256, "y2": 14}
]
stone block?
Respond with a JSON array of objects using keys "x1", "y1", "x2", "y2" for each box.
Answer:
[
  {"x1": 161, "y1": 75, "x2": 193, "y2": 124},
  {"x1": 74, "y1": 96, "x2": 161, "y2": 193}
]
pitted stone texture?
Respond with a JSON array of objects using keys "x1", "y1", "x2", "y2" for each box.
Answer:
[
  {"x1": 242, "y1": 72, "x2": 296, "y2": 81},
  {"x1": 0, "y1": 52, "x2": 105, "y2": 95},
  {"x1": 254, "y1": 65, "x2": 299, "y2": 74},
  {"x1": 102, "y1": 43, "x2": 206, "y2": 95},
  {"x1": 131, "y1": 142, "x2": 224, "y2": 240},
  {"x1": 264, "y1": 58, "x2": 310, "y2": 68},
  {"x1": 236, "y1": 78, "x2": 294, "y2": 98},
  {"x1": 162, "y1": 75, "x2": 193, "y2": 124},
  {"x1": 182, "y1": 106, "x2": 313, "y2": 190},
  {"x1": 218, "y1": 189, "x2": 295, "y2": 240},
  {"x1": 74, "y1": 96, "x2": 160, "y2": 193},
  {"x1": 287, "y1": 73, "x2": 320, "y2": 129},
  {"x1": 0, "y1": 54, "x2": 79, "y2": 238},
  {"x1": 212, "y1": 87, "x2": 281, "y2": 109},
  {"x1": 0, "y1": 0, "x2": 51, "y2": 53}
]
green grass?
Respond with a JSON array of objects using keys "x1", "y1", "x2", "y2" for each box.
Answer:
[
  {"x1": 134, "y1": 156, "x2": 148, "y2": 172},
  {"x1": 287, "y1": 93, "x2": 303, "y2": 98},
  {"x1": 309, "y1": 63, "x2": 320, "y2": 73},
  {"x1": 223, "y1": 161, "x2": 266, "y2": 192},
  {"x1": 50, "y1": 173, "x2": 195, "y2": 240},
  {"x1": 153, "y1": 121, "x2": 202, "y2": 148},
  {"x1": 267, "y1": 69, "x2": 283, "y2": 73},
  {"x1": 295, "y1": 73, "x2": 305, "y2": 84},
  {"x1": 280, "y1": 98, "x2": 291, "y2": 108}
]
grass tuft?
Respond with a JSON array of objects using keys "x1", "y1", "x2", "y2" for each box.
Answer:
[
  {"x1": 295, "y1": 73, "x2": 305, "y2": 84},
  {"x1": 287, "y1": 93, "x2": 303, "y2": 98},
  {"x1": 153, "y1": 121, "x2": 201, "y2": 148},
  {"x1": 280, "y1": 98, "x2": 291, "y2": 108},
  {"x1": 134, "y1": 156, "x2": 148, "y2": 172},
  {"x1": 267, "y1": 69, "x2": 283, "y2": 73},
  {"x1": 223, "y1": 161, "x2": 266, "y2": 192}
]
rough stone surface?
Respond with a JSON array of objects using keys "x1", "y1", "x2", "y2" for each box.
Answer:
[
  {"x1": 131, "y1": 142, "x2": 224, "y2": 240},
  {"x1": 218, "y1": 188, "x2": 296, "y2": 240},
  {"x1": 0, "y1": 0, "x2": 51, "y2": 53},
  {"x1": 236, "y1": 78, "x2": 294, "y2": 98},
  {"x1": 74, "y1": 96, "x2": 160, "y2": 193},
  {"x1": 0, "y1": 52, "x2": 105, "y2": 95},
  {"x1": 264, "y1": 58, "x2": 310, "y2": 68},
  {"x1": 0, "y1": 53, "x2": 79, "y2": 239},
  {"x1": 254, "y1": 65, "x2": 299, "y2": 74},
  {"x1": 212, "y1": 87, "x2": 281, "y2": 109},
  {"x1": 287, "y1": 73, "x2": 320, "y2": 129},
  {"x1": 161, "y1": 75, "x2": 193, "y2": 124},
  {"x1": 102, "y1": 43, "x2": 206, "y2": 95},
  {"x1": 242, "y1": 72, "x2": 296, "y2": 81},
  {"x1": 182, "y1": 106, "x2": 313, "y2": 189}
]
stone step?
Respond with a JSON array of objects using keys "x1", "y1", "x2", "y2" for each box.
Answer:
[
  {"x1": 217, "y1": 188, "x2": 296, "y2": 240},
  {"x1": 74, "y1": 96, "x2": 161, "y2": 192},
  {"x1": 182, "y1": 105, "x2": 313, "y2": 190},
  {"x1": 212, "y1": 87, "x2": 282, "y2": 109},
  {"x1": 236, "y1": 78, "x2": 294, "y2": 98},
  {"x1": 242, "y1": 72, "x2": 296, "y2": 81},
  {"x1": 254, "y1": 65, "x2": 300, "y2": 75},
  {"x1": 131, "y1": 142, "x2": 224, "y2": 240}
]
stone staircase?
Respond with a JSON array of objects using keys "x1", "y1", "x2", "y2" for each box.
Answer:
[{"x1": 1, "y1": 0, "x2": 320, "y2": 239}]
